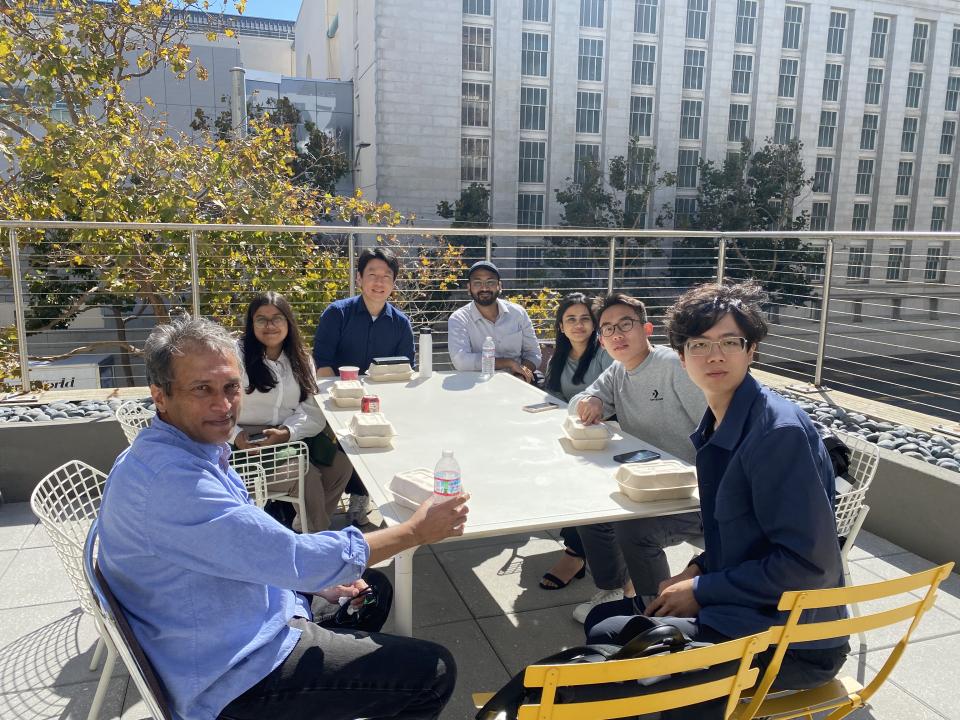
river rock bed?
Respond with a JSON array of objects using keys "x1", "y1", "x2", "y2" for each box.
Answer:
[{"x1": 0, "y1": 398, "x2": 154, "y2": 424}]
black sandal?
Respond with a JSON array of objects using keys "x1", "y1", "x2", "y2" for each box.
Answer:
[{"x1": 539, "y1": 547, "x2": 587, "y2": 590}]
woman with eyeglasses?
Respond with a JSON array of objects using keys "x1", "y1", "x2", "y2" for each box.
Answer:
[
  {"x1": 539, "y1": 293, "x2": 613, "y2": 590},
  {"x1": 234, "y1": 292, "x2": 354, "y2": 532}
]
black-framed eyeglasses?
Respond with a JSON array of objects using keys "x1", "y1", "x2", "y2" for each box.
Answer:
[
  {"x1": 470, "y1": 279, "x2": 500, "y2": 289},
  {"x1": 685, "y1": 337, "x2": 748, "y2": 356},
  {"x1": 253, "y1": 316, "x2": 288, "y2": 328},
  {"x1": 598, "y1": 317, "x2": 638, "y2": 337}
]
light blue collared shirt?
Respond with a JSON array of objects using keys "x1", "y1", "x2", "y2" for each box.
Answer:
[
  {"x1": 447, "y1": 298, "x2": 542, "y2": 371},
  {"x1": 98, "y1": 418, "x2": 368, "y2": 720}
]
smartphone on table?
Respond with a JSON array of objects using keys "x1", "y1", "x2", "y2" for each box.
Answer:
[
  {"x1": 523, "y1": 401, "x2": 559, "y2": 413},
  {"x1": 613, "y1": 449, "x2": 661, "y2": 463}
]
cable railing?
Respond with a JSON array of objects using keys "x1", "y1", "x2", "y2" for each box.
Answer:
[{"x1": 1, "y1": 220, "x2": 958, "y2": 423}]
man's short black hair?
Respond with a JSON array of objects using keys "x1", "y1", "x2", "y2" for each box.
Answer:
[
  {"x1": 664, "y1": 281, "x2": 768, "y2": 353},
  {"x1": 592, "y1": 293, "x2": 648, "y2": 325},
  {"x1": 358, "y1": 247, "x2": 400, "y2": 279}
]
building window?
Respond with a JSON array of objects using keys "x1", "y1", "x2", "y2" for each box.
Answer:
[
  {"x1": 925, "y1": 243, "x2": 945, "y2": 279},
  {"x1": 892, "y1": 206, "x2": 909, "y2": 232},
  {"x1": 906, "y1": 72, "x2": 924, "y2": 108},
  {"x1": 935, "y1": 163, "x2": 951, "y2": 198},
  {"x1": 947, "y1": 77, "x2": 960, "y2": 112},
  {"x1": 523, "y1": 0, "x2": 549, "y2": 23},
  {"x1": 462, "y1": 26, "x2": 492, "y2": 72},
  {"x1": 852, "y1": 204, "x2": 870, "y2": 232},
  {"x1": 864, "y1": 68, "x2": 883, "y2": 106},
  {"x1": 852, "y1": 299, "x2": 863, "y2": 322},
  {"x1": 680, "y1": 100, "x2": 702, "y2": 140},
  {"x1": 911, "y1": 22, "x2": 929, "y2": 64},
  {"x1": 778, "y1": 59, "x2": 798, "y2": 98},
  {"x1": 731, "y1": 54, "x2": 753, "y2": 95},
  {"x1": 461, "y1": 82, "x2": 490, "y2": 127},
  {"x1": 929, "y1": 297, "x2": 940, "y2": 319},
  {"x1": 886, "y1": 243, "x2": 906, "y2": 277},
  {"x1": 521, "y1": 32, "x2": 549, "y2": 76},
  {"x1": 728, "y1": 103, "x2": 749, "y2": 142},
  {"x1": 520, "y1": 86, "x2": 547, "y2": 130},
  {"x1": 826, "y1": 11, "x2": 846, "y2": 55},
  {"x1": 901, "y1": 117, "x2": 918, "y2": 153},
  {"x1": 818, "y1": 110, "x2": 837, "y2": 148},
  {"x1": 677, "y1": 149, "x2": 699, "y2": 188},
  {"x1": 847, "y1": 245, "x2": 866, "y2": 279},
  {"x1": 861, "y1": 113, "x2": 879, "y2": 150},
  {"x1": 774, "y1": 107, "x2": 794, "y2": 144},
  {"x1": 580, "y1": 0, "x2": 604, "y2": 28},
  {"x1": 686, "y1": 0, "x2": 708, "y2": 40},
  {"x1": 518, "y1": 141, "x2": 545, "y2": 183},
  {"x1": 870, "y1": 17, "x2": 889, "y2": 59},
  {"x1": 463, "y1": 0, "x2": 491, "y2": 16},
  {"x1": 683, "y1": 49, "x2": 705, "y2": 90},
  {"x1": 575, "y1": 91, "x2": 601, "y2": 134},
  {"x1": 896, "y1": 161, "x2": 913, "y2": 196},
  {"x1": 573, "y1": 143, "x2": 600, "y2": 183},
  {"x1": 940, "y1": 121, "x2": 956, "y2": 155},
  {"x1": 634, "y1": 0, "x2": 658, "y2": 34},
  {"x1": 578, "y1": 38, "x2": 604, "y2": 82},
  {"x1": 675, "y1": 197, "x2": 697, "y2": 227},
  {"x1": 461, "y1": 137, "x2": 490, "y2": 182},
  {"x1": 891, "y1": 297, "x2": 902, "y2": 320},
  {"x1": 735, "y1": 0, "x2": 757, "y2": 45},
  {"x1": 629, "y1": 95, "x2": 653, "y2": 138},
  {"x1": 813, "y1": 156, "x2": 833, "y2": 193},
  {"x1": 810, "y1": 202, "x2": 828, "y2": 230},
  {"x1": 627, "y1": 145, "x2": 655, "y2": 186},
  {"x1": 517, "y1": 193, "x2": 545, "y2": 227},
  {"x1": 930, "y1": 207, "x2": 946, "y2": 232},
  {"x1": 855, "y1": 159, "x2": 874, "y2": 196},
  {"x1": 953, "y1": 27, "x2": 960, "y2": 68},
  {"x1": 782, "y1": 5, "x2": 803, "y2": 50},
  {"x1": 516, "y1": 244, "x2": 545, "y2": 279},
  {"x1": 822, "y1": 63, "x2": 842, "y2": 102},
  {"x1": 632, "y1": 43, "x2": 656, "y2": 86}
]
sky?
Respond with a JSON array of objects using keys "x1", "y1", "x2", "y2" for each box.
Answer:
[{"x1": 221, "y1": 0, "x2": 302, "y2": 21}]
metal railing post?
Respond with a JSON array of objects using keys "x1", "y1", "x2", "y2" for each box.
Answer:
[
  {"x1": 485, "y1": 235, "x2": 492, "y2": 262},
  {"x1": 8, "y1": 229, "x2": 31, "y2": 390},
  {"x1": 607, "y1": 236, "x2": 616, "y2": 293},
  {"x1": 814, "y1": 238, "x2": 835, "y2": 387},
  {"x1": 716, "y1": 237, "x2": 726, "y2": 285},
  {"x1": 348, "y1": 233, "x2": 356, "y2": 296},
  {"x1": 189, "y1": 230, "x2": 201, "y2": 318}
]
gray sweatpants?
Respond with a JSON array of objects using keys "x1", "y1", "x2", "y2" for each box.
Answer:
[{"x1": 578, "y1": 512, "x2": 704, "y2": 595}]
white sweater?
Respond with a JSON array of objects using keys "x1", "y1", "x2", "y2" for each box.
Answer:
[{"x1": 232, "y1": 352, "x2": 326, "y2": 442}]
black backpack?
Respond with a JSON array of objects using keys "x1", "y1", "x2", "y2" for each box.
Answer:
[{"x1": 812, "y1": 421, "x2": 851, "y2": 478}]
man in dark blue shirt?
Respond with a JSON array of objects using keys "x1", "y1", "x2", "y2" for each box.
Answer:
[
  {"x1": 585, "y1": 282, "x2": 848, "y2": 719},
  {"x1": 313, "y1": 247, "x2": 415, "y2": 377}
]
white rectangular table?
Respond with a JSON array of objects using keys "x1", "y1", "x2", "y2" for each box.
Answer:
[{"x1": 317, "y1": 371, "x2": 700, "y2": 635}]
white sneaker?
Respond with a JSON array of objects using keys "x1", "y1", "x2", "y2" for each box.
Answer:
[
  {"x1": 346, "y1": 493, "x2": 370, "y2": 526},
  {"x1": 572, "y1": 588, "x2": 624, "y2": 624}
]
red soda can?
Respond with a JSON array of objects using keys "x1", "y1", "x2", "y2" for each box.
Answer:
[{"x1": 361, "y1": 395, "x2": 380, "y2": 413}]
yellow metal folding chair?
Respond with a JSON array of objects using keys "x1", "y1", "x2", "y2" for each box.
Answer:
[
  {"x1": 473, "y1": 630, "x2": 771, "y2": 720},
  {"x1": 734, "y1": 562, "x2": 954, "y2": 720}
]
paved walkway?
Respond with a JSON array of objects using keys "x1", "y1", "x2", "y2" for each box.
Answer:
[{"x1": 2, "y1": 500, "x2": 958, "y2": 719}]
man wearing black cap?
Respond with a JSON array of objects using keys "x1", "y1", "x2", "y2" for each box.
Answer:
[{"x1": 447, "y1": 260, "x2": 542, "y2": 382}]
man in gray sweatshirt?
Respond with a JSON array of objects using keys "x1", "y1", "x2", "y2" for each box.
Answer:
[{"x1": 567, "y1": 293, "x2": 706, "y2": 623}]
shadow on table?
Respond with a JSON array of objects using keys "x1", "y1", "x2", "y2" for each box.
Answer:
[{"x1": 441, "y1": 374, "x2": 483, "y2": 392}]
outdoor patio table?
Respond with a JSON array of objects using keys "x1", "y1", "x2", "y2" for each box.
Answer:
[{"x1": 315, "y1": 370, "x2": 701, "y2": 636}]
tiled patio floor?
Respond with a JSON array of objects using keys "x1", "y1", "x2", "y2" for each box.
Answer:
[{"x1": 1, "y1": 500, "x2": 957, "y2": 719}]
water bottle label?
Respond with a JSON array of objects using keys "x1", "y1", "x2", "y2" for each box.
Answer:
[{"x1": 434, "y1": 474, "x2": 462, "y2": 496}]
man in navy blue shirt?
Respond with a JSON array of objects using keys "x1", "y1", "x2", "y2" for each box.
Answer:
[
  {"x1": 585, "y1": 282, "x2": 848, "y2": 718},
  {"x1": 313, "y1": 247, "x2": 415, "y2": 377}
]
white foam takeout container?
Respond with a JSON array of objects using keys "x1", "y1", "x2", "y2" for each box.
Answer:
[
  {"x1": 348, "y1": 412, "x2": 396, "y2": 447},
  {"x1": 562, "y1": 416, "x2": 611, "y2": 450},
  {"x1": 616, "y1": 460, "x2": 697, "y2": 502},
  {"x1": 388, "y1": 467, "x2": 434, "y2": 510}
]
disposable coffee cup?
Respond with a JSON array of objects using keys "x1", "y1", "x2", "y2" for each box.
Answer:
[{"x1": 340, "y1": 366, "x2": 360, "y2": 381}]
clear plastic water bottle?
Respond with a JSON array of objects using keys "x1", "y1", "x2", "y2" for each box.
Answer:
[
  {"x1": 434, "y1": 450, "x2": 462, "y2": 497},
  {"x1": 480, "y1": 336, "x2": 495, "y2": 380}
]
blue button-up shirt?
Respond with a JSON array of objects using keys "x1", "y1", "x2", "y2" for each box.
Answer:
[
  {"x1": 447, "y1": 298, "x2": 542, "y2": 371},
  {"x1": 97, "y1": 418, "x2": 368, "y2": 720},
  {"x1": 691, "y1": 374, "x2": 847, "y2": 649},
  {"x1": 312, "y1": 294, "x2": 415, "y2": 374}
]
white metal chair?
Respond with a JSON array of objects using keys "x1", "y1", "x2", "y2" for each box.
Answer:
[
  {"x1": 83, "y1": 519, "x2": 172, "y2": 720},
  {"x1": 230, "y1": 441, "x2": 311, "y2": 532},
  {"x1": 29, "y1": 460, "x2": 115, "y2": 720},
  {"x1": 234, "y1": 461, "x2": 269, "y2": 509},
  {"x1": 115, "y1": 401, "x2": 156, "y2": 445}
]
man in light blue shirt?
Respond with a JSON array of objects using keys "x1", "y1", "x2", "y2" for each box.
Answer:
[
  {"x1": 97, "y1": 317, "x2": 469, "y2": 720},
  {"x1": 447, "y1": 260, "x2": 542, "y2": 381}
]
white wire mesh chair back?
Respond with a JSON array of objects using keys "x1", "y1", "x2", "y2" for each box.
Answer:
[
  {"x1": 29, "y1": 460, "x2": 107, "y2": 615},
  {"x1": 834, "y1": 431, "x2": 881, "y2": 538},
  {"x1": 115, "y1": 401, "x2": 156, "y2": 445},
  {"x1": 229, "y1": 441, "x2": 309, "y2": 528},
  {"x1": 233, "y1": 462, "x2": 268, "y2": 508}
]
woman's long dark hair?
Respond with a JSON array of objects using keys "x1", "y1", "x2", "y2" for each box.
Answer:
[
  {"x1": 546, "y1": 293, "x2": 601, "y2": 395},
  {"x1": 241, "y1": 292, "x2": 318, "y2": 402}
]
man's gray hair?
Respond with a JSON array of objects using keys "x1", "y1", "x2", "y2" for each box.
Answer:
[{"x1": 144, "y1": 315, "x2": 241, "y2": 393}]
